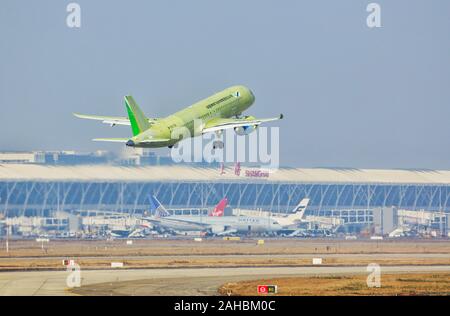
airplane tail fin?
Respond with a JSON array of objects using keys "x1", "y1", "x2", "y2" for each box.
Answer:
[
  {"x1": 287, "y1": 198, "x2": 309, "y2": 222},
  {"x1": 292, "y1": 198, "x2": 309, "y2": 219},
  {"x1": 149, "y1": 195, "x2": 170, "y2": 218},
  {"x1": 124, "y1": 95, "x2": 150, "y2": 136},
  {"x1": 209, "y1": 198, "x2": 228, "y2": 217}
]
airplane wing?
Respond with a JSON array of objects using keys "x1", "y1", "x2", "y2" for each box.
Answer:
[
  {"x1": 93, "y1": 138, "x2": 170, "y2": 144},
  {"x1": 214, "y1": 228, "x2": 238, "y2": 236},
  {"x1": 92, "y1": 138, "x2": 129, "y2": 143},
  {"x1": 138, "y1": 138, "x2": 171, "y2": 145},
  {"x1": 202, "y1": 114, "x2": 283, "y2": 134},
  {"x1": 73, "y1": 113, "x2": 157, "y2": 127},
  {"x1": 155, "y1": 216, "x2": 210, "y2": 226},
  {"x1": 142, "y1": 216, "x2": 211, "y2": 230}
]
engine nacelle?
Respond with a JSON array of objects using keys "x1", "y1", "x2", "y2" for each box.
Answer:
[
  {"x1": 234, "y1": 125, "x2": 257, "y2": 135},
  {"x1": 210, "y1": 225, "x2": 225, "y2": 234},
  {"x1": 234, "y1": 116, "x2": 258, "y2": 135}
]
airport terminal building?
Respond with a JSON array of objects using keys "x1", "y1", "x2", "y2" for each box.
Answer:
[{"x1": 1, "y1": 164, "x2": 450, "y2": 219}]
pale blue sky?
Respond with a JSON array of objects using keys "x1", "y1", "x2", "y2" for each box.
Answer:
[{"x1": 1, "y1": 0, "x2": 449, "y2": 168}]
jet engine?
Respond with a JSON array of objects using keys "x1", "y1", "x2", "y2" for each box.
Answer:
[{"x1": 234, "y1": 116, "x2": 258, "y2": 135}]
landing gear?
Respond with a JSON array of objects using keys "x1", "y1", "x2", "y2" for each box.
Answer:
[
  {"x1": 212, "y1": 130, "x2": 224, "y2": 150},
  {"x1": 213, "y1": 140, "x2": 224, "y2": 149}
]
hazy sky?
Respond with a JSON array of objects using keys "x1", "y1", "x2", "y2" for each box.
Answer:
[{"x1": 1, "y1": 1, "x2": 449, "y2": 169}]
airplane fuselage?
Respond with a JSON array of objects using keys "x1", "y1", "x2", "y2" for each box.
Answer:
[
  {"x1": 131, "y1": 85, "x2": 255, "y2": 147},
  {"x1": 153, "y1": 215, "x2": 282, "y2": 234}
]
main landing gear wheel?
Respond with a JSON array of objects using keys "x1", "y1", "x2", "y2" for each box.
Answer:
[{"x1": 213, "y1": 140, "x2": 224, "y2": 149}]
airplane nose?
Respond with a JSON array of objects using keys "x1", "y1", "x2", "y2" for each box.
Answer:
[
  {"x1": 126, "y1": 140, "x2": 135, "y2": 147},
  {"x1": 248, "y1": 89, "x2": 255, "y2": 103}
]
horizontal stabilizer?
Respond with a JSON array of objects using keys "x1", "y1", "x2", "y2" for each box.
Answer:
[
  {"x1": 74, "y1": 113, "x2": 157, "y2": 126},
  {"x1": 73, "y1": 113, "x2": 131, "y2": 126}
]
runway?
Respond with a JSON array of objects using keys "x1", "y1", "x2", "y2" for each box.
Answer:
[{"x1": 1, "y1": 265, "x2": 450, "y2": 296}]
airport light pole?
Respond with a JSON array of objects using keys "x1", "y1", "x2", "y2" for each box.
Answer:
[
  {"x1": 439, "y1": 188, "x2": 444, "y2": 238},
  {"x1": 6, "y1": 222, "x2": 9, "y2": 254}
]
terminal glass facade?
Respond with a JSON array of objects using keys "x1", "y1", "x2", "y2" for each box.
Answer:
[{"x1": 1, "y1": 181, "x2": 449, "y2": 216}]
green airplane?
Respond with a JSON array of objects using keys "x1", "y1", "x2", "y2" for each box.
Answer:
[{"x1": 74, "y1": 85, "x2": 283, "y2": 149}]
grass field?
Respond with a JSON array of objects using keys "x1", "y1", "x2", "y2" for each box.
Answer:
[
  {"x1": 1, "y1": 238, "x2": 449, "y2": 258},
  {"x1": 1, "y1": 239, "x2": 448, "y2": 296},
  {"x1": 0, "y1": 239, "x2": 449, "y2": 271},
  {"x1": 1, "y1": 256, "x2": 450, "y2": 271},
  {"x1": 218, "y1": 273, "x2": 450, "y2": 296}
]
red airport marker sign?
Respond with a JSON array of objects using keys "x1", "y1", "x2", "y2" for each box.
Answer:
[
  {"x1": 62, "y1": 259, "x2": 75, "y2": 266},
  {"x1": 257, "y1": 285, "x2": 277, "y2": 294}
]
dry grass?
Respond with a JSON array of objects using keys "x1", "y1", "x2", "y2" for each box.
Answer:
[
  {"x1": 218, "y1": 273, "x2": 450, "y2": 296},
  {"x1": 0, "y1": 255, "x2": 449, "y2": 271},
  {"x1": 1, "y1": 239, "x2": 449, "y2": 258},
  {"x1": 0, "y1": 239, "x2": 449, "y2": 270}
]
